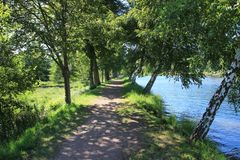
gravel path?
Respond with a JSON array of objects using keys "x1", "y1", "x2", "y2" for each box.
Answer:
[{"x1": 54, "y1": 80, "x2": 146, "y2": 160}]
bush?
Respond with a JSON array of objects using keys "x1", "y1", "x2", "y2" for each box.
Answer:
[{"x1": 0, "y1": 98, "x2": 39, "y2": 143}]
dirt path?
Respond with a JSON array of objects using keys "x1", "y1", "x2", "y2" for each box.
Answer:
[{"x1": 54, "y1": 80, "x2": 146, "y2": 160}]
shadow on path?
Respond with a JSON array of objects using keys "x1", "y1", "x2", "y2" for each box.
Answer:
[{"x1": 54, "y1": 80, "x2": 146, "y2": 160}]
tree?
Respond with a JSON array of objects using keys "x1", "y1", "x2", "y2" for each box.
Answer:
[
  {"x1": 115, "y1": 13, "x2": 145, "y2": 83},
  {"x1": 123, "y1": 0, "x2": 205, "y2": 93},
  {"x1": 190, "y1": 1, "x2": 240, "y2": 141},
  {"x1": 70, "y1": 51, "x2": 90, "y2": 85},
  {"x1": 0, "y1": 2, "x2": 37, "y2": 142},
  {"x1": 190, "y1": 49, "x2": 240, "y2": 141},
  {"x1": 130, "y1": 0, "x2": 240, "y2": 140},
  {"x1": 143, "y1": 66, "x2": 160, "y2": 93},
  {"x1": 81, "y1": 0, "x2": 127, "y2": 87},
  {"x1": 21, "y1": 48, "x2": 51, "y2": 81},
  {"x1": 12, "y1": 0, "x2": 83, "y2": 104},
  {"x1": 85, "y1": 40, "x2": 101, "y2": 88},
  {"x1": 0, "y1": 3, "x2": 36, "y2": 98}
]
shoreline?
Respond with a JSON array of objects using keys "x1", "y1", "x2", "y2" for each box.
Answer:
[{"x1": 117, "y1": 80, "x2": 227, "y2": 159}]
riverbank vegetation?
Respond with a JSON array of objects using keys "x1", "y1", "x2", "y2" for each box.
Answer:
[{"x1": 118, "y1": 81, "x2": 226, "y2": 160}]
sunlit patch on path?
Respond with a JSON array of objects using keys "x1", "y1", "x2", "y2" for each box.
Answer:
[{"x1": 54, "y1": 80, "x2": 146, "y2": 160}]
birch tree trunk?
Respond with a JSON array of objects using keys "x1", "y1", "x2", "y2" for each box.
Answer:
[
  {"x1": 190, "y1": 49, "x2": 240, "y2": 141},
  {"x1": 131, "y1": 69, "x2": 139, "y2": 83},
  {"x1": 143, "y1": 67, "x2": 160, "y2": 94},
  {"x1": 131, "y1": 57, "x2": 144, "y2": 83}
]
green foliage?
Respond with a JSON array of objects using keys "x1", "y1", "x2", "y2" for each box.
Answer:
[
  {"x1": 121, "y1": 0, "x2": 240, "y2": 88},
  {"x1": 0, "y1": 56, "x2": 36, "y2": 98},
  {"x1": 0, "y1": 4, "x2": 36, "y2": 98},
  {"x1": 228, "y1": 78, "x2": 240, "y2": 112},
  {"x1": 0, "y1": 3, "x2": 38, "y2": 143},
  {"x1": 22, "y1": 50, "x2": 51, "y2": 81},
  {"x1": 70, "y1": 52, "x2": 90, "y2": 84},
  {"x1": 0, "y1": 124, "x2": 41, "y2": 159},
  {"x1": 49, "y1": 53, "x2": 90, "y2": 84},
  {"x1": 103, "y1": 0, "x2": 129, "y2": 14},
  {"x1": 49, "y1": 62, "x2": 63, "y2": 84},
  {"x1": 0, "y1": 98, "x2": 39, "y2": 143}
]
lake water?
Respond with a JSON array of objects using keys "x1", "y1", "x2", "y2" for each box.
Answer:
[{"x1": 136, "y1": 76, "x2": 240, "y2": 158}]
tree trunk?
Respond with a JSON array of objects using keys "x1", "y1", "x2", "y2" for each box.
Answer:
[
  {"x1": 129, "y1": 69, "x2": 135, "y2": 81},
  {"x1": 62, "y1": 65, "x2": 71, "y2": 104},
  {"x1": 92, "y1": 54, "x2": 101, "y2": 86},
  {"x1": 85, "y1": 40, "x2": 100, "y2": 86},
  {"x1": 143, "y1": 67, "x2": 159, "y2": 94},
  {"x1": 131, "y1": 56, "x2": 144, "y2": 83},
  {"x1": 105, "y1": 68, "x2": 110, "y2": 81},
  {"x1": 60, "y1": 1, "x2": 71, "y2": 104},
  {"x1": 101, "y1": 69, "x2": 104, "y2": 83},
  {"x1": 190, "y1": 49, "x2": 240, "y2": 141},
  {"x1": 89, "y1": 58, "x2": 96, "y2": 89},
  {"x1": 131, "y1": 68, "x2": 139, "y2": 83}
]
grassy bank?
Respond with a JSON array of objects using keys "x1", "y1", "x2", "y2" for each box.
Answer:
[
  {"x1": 0, "y1": 82, "x2": 104, "y2": 160},
  {"x1": 117, "y1": 81, "x2": 226, "y2": 160}
]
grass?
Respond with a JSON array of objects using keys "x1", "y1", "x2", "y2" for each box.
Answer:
[
  {"x1": 117, "y1": 81, "x2": 226, "y2": 160},
  {"x1": 18, "y1": 81, "x2": 88, "y2": 110},
  {"x1": 0, "y1": 81, "x2": 105, "y2": 160}
]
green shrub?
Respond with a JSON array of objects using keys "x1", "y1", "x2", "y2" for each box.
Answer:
[{"x1": 0, "y1": 98, "x2": 39, "y2": 143}]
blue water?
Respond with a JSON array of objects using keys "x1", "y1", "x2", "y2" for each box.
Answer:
[{"x1": 136, "y1": 76, "x2": 240, "y2": 156}]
